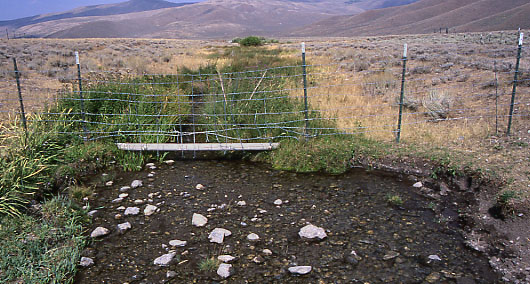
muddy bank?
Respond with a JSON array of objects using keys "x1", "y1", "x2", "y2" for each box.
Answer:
[{"x1": 76, "y1": 160, "x2": 500, "y2": 283}]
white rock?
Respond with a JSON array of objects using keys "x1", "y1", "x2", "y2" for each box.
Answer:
[
  {"x1": 164, "y1": 160, "x2": 175, "y2": 165},
  {"x1": 145, "y1": 163, "x2": 155, "y2": 168},
  {"x1": 120, "y1": 186, "x2": 131, "y2": 192},
  {"x1": 87, "y1": 210, "x2": 98, "y2": 217},
  {"x1": 428, "y1": 255, "x2": 442, "y2": 261},
  {"x1": 154, "y1": 252, "x2": 176, "y2": 266},
  {"x1": 218, "y1": 255, "x2": 236, "y2": 263},
  {"x1": 134, "y1": 199, "x2": 145, "y2": 205},
  {"x1": 217, "y1": 263, "x2": 233, "y2": 278},
  {"x1": 144, "y1": 205, "x2": 158, "y2": 216},
  {"x1": 299, "y1": 224, "x2": 327, "y2": 240},
  {"x1": 195, "y1": 184, "x2": 206, "y2": 190},
  {"x1": 236, "y1": 201, "x2": 246, "y2": 206},
  {"x1": 147, "y1": 173, "x2": 154, "y2": 178},
  {"x1": 413, "y1": 181, "x2": 423, "y2": 188},
  {"x1": 124, "y1": 207, "x2": 140, "y2": 216},
  {"x1": 273, "y1": 199, "x2": 283, "y2": 206},
  {"x1": 131, "y1": 180, "x2": 143, "y2": 189},
  {"x1": 288, "y1": 266, "x2": 312, "y2": 275},
  {"x1": 119, "y1": 193, "x2": 129, "y2": 199},
  {"x1": 116, "y1": 206, "x2": 126, "y2": 211},
  {"x1": 258, "y1": 209, "x2": 267, "y2": 214},
  {"x1": 192, "y1": 213, "x2": 208, "y2": 227},
  {"x1": 169, "y1": 240, "x2": 187, "y2": 247},
  {"x1": 247, "y1": 233, "x2": 260, "y2": 242},
  {"x1": 117, "y1": 222, "x2": 132, "y2": 233},
  {"x1": 209, "y1": 228, "x2": 232, "y2": 244},
  {"x1": 166, "y1": 270, "x2": 177, "y2": 278},
  {"x1": 79, "y1": 257, "x2": 94, "y2": 267},
  {"x1": 90, "y1": 227, "x2": 110, "y2": 238},
  {"x1": 111, "y1": 198, "x2": 123, "y2": 203},
  {"x1": 105, "y1": 181, "x2": 114, "y2": 187},
  {"x1": 262, "y1": 249, "x2": 273, "y2": 256}
]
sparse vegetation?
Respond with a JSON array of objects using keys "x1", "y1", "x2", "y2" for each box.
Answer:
[
  {"x1": 198, "y1": 257, "x2": 220, "y2": 272},
  {"x1": 386, "y1": 194, "x2": 404, "y2": 206}
]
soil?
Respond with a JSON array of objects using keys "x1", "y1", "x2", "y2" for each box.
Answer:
[{"x1": 76, "y1": 159, "x2": 505, "y2": 283}]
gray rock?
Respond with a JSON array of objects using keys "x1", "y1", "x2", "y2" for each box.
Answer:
[
  {"x1": 247, "y1": 233, "x2": 260, "y2": 242},
  {"x1": 413, "y1": 181, "x2": 423, "y2": 188},
  {"x1": 90, "y1": 227, "x2": 110, "y2": 238},
  {"x1": 131, "y1": 180, "x2": 143, "y2": 189},
  {"x1": 428, "y1": 254, "x2": 442, "y2": 261},
  {"x1": 217, "y1": 263, "x2": 234, "y2": 278},
  {"x1": 288, "y1": 266, "x2": 312, "y2": 275},
  {"x1": 209, "y1": 228, "x2": 232, "y2": 244},
  {"x1": 273, "y1": 199, "x2": 283, "y2": 206},
  {"x1": 119, "y1": 193, "x2": 129, "y2": 199},
  {"x1": 166, "y1": 270, "x2": 177, "y2": 278},
  {"x1": 154, "y1": 252, "x2": 176, "y2": 266},
  {"x1": 87, "y1": 210, "x2": 98, "y2": 217},
  {"x1": 144, "y1": 205, "x2": 158, "y2": 216},
  {"x1": 299, "y1": 224, "x2": 327, "y2": 240},
  {"x1": 169, "y1": 240, "x2": 187, "y2": 247},
  {"x1": 218, "y1": 255, "x2": 236, "y2": 263},
  {"x1": 111, "y1": 197, "x2": 123, "y2": 203},
  {"x1": 383, "y1": 251, "x2": 400, "y2": 260},
  {"x1": 117, "y1": 222, "x2": 131, "y2": 233},
  {"x1": 80, "y1": 257, "x2": 94, "y2": 267},
  {"x1": 124, "y1": 207, "x2": 140, "y2": 216},
  {"x1": 119, "y1": 186, "x2": 131, "y2": 192},
  {"x1": 192, "y1": 213, "x2": 208, "y2": 227}
]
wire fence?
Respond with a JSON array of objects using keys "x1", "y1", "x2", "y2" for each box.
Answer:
[{"x1": 1, "y1": 35, "x2": 529, "y2": 150}]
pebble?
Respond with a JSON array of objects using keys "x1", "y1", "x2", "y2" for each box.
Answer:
[
  {"x1": 237, "y1": 201, "x2": 247, "y2": 206},
  {"x1": 195, "y1": 184, "x2": 206, "y2": 190},
  {"x1": 425, "y1": 272, "x2": 441, "y2": 283},
  {"x1": 90, "y1": 227, "x2": 110, "y2": 238},
  {"x1": 134, "y1": 199, "x2": 145, "y2": 205},
  {"x1": 145, "y1": 163, "x2": 155, "y2": 168},
  {"x1": 209, "y1": 228, "x2": 232, "y2": 244},
  {"x1": 288, "y1": 266, "x2": 312, "y2": 275},
  {"x1": 105, "y1": 181, "x2": 113, "y2": 187},
  {"x1": 154, "y1": 252, "x2": 176, "y2": 266},
  {"x1": 164, "y1": 160, "x2": 175, "y2": 165},
  {"x1": 383, "y1": 251, "x2": 400, "y2": 260},
  {"x1": 119, "y1": 193, "x2": 129, "y2": 199},
  {"x1": 217, "y1": 263, "x2": 234, "y2": 278},
  {"x1": 147, "y1": 173, "x2": 154, "y2": 178},
  {"x1": 273, "y1": 199, "x2": 283, "y2": 206},
  {"x1": 169, "y1": 240, "x2": 187, "y2": 247},
  {"x1": 111, "y1": 198, "x2": 123, "y2": 203},
  {"x1": 119, "y1": 186, "x2": 131, "y2": 192},
  {"x1": 87, "y1": 210, "x2": 98, "y2": 217},
  {"x1": 116, "y1": 206, "x2": 126, "y2": 211},
  {"x1": 247, "y1": 233, "x2": 260, "y2": 242},
  {"x1": 192, "y1": 213, "x2": 208, "y2": 227},
  {"x1": 413, "y1": 181, "x2": 423, "y2": 188},
  {"x1": 262, "y1": 249, "x2": 273, "y2": 256},
  {"x1": 166, "y1": 270, "x2": 177, "y2": 278},
  {"x1": 428, "y1": 254, "x2": 442, "y2": 261},
  {"x1": 124, "y1": 207, "x2": 140, "y2": 216},
  {"x1": 117, "y1": 222, "x2": 132, "y2": 233},
  {"x1": 131, "y1": 180, "x2": 143, "y2": 189},
  {"x1": 79, "y1": 257, "x2": 94, "y2": 267},
  {"x1": 218, "y1": 255, "x2": 236, "y2": 263},
  {"x1": 144, "y1": 205, "x2": 158, "y2": 216},
  {"x1": 114, "y1": 214, "x2": 122, "y2": 220},
  {"x1": 299, "y1": 224, "x2": 327, "y2": 240},
  {"x1": 252, "y1": 256, "x2": 265, "y2": 263}
]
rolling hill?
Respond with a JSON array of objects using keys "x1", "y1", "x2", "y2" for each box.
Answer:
[{"x1": 294, "y1": 0, "x2": 530, "y2": 36}]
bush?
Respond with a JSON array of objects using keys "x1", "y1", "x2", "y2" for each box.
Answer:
[{"x1": 239, "y1": 36, "x2": 263, "y2": 47}]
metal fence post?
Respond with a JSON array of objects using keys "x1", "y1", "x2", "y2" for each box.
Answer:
[
  {"x1": 75, "y1": 52, "x2": 88, "y2": 140},
  {"x1": 507, "y1": 33, "x2": 524, "y2": 136},
  {"x1": 396, "y1": 44, "x2": 408, "y2": 143},
  {"x1": 12, "y1": 58, "x2": 28, "y2": 140},
  {"x1": 301, "y1": 42, "x2": 309, "y2": 136}
]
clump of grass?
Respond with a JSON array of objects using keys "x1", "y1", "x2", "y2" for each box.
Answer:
[
  {"x1": 422, "y1": 89, "x2": 454, "y2": 119},
  {"x1": 0, "y1": 196, "x2": 86, "y2": 284},
  {"x1": 386, "y1": 194, "x2": 404, "y2": 206},
  {"x1": 67, "y1": 185, "x2": 93, "y2": 203},
  {"x1": 198, "y1": 257, "x2": 220, "y2": 272},
  {"x1": 496, "y1": 190, "x2": 518, "y2": 212}
]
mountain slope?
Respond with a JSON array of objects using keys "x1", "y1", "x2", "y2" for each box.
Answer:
[
  {"x1": 294, "y1": 0, "x2": 530, "y2": 36},
  {"x1": 0, "y1": 0, "x2": 192, "y2": 30}
]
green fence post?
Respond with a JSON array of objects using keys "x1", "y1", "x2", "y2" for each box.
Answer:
[
  {"x1": 396, "y1": 43, "x2": 408, "y2": 143},
  {"x1": 507, "y1": 33, "x2": 524, "y2": 136}
]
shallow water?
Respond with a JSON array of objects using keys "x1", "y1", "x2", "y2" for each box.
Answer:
[{"x1": 76, "y1": 160, "x2": 498, "y2": 283}]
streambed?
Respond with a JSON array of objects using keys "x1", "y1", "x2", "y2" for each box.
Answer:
[{"x1": 75, "y1": 160, "x2": 498, "y2": 283}]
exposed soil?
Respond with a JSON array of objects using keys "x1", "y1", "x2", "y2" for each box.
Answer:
[{"x1": 76, "y1": 159, "x2": 503, "y2": 283}]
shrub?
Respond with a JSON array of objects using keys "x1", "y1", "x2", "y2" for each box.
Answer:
[
  {"x1": 422, "y1": 90, "x2": 454, "y2": 119},
  {"x1": 239, "y1": 36, "x2": 263, "y2": 47}
]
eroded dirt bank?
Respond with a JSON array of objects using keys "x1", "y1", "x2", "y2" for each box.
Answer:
[{"x1": 76, "y1": 159, "x2": 505, "y2": 283}]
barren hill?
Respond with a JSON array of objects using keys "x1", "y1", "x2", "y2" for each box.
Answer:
[
  {"x1": 1, "y1": 0, "x2": 420, "y2": 39},
  {"x1": 294, "y1": 0, "x2": 530, "y2": 36}
]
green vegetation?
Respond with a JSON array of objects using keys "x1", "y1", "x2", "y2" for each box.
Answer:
[
  {"x1": 198, "y1": 257, "x2": 220, "y2": 272},
  {"x1": 232, "y1": 36, "x2": 279, "y2": 46},
  {"x1": 0, "y1": 196, "x2": 86, "y2": 284},
  {"x1": 386, "y1": 194, "x2": 404, "y2": 206}
]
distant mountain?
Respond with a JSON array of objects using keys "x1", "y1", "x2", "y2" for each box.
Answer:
[
  {"x1": 294, "y1": 0, "x2": 530, "y2": 36},
  {"x1": 0, "y1": 0, "x2": 193, "y2": 30}
]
